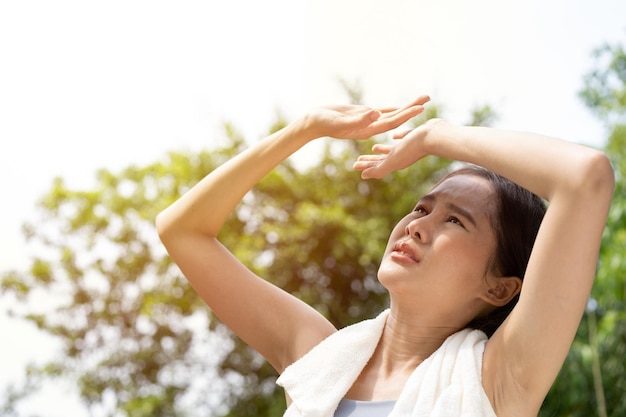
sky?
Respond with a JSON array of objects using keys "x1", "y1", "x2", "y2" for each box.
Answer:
[{"x1": 0, "y1": 0, "x2": 624, "y2": 415}]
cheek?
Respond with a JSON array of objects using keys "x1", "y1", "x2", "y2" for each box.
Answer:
[{"x1": 435, "y1": 237, "x2": 492, "y2": 276}]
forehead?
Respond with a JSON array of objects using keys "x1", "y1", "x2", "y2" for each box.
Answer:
[{"x1": 422, "y1": 174, "x2": 496, "y2": 217}]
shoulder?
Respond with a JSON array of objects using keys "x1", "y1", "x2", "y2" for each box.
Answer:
[
  {"x1": 278, "y1": 312, "x2": 389, "y2": 415},
  {"x1": 284, "y1": 311, "x2": 390, "y2": 371}
]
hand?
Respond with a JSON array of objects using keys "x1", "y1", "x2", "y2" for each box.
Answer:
[
  {"x1": 353, "y1": 118, "x2": 445, "y2": 179},
  {"x1": 302, "y1": 95, "x2": 430, "y2": 140}
]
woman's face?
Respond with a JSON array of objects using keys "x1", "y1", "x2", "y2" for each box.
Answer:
[{"x1": 378, "y1": 174, "x2": 499, "y2": 323}]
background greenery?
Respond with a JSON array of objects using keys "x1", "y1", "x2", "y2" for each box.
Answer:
[{"x1": 1, "y1": 41, "x2": 624, "y2": 416}]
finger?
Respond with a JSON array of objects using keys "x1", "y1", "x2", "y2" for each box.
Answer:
[
  {"x1": 392, "y1": 129, "x2": 412, "y2": 140},
  {"x1": 371, "y1": 105, "x2": 424, "y2": 131},
  {"x1": 353, "y1": 158, "x2": 384, "y2": 171},
  {"x1": 348, "y1": 109, "x2": 382, "y2": 134},
  {"x1": 378, "y1": 105, "x2": 417, "y2": 119},
  {"x1": 379, "y1": 96, "x2": 429, "y2": 117},
  {"x1": 367, "y1": 109, "x2": 382, "y2": 121},
  {"x1": 390, "y1": 99, "x2": 427, "y2": 119},
  {"x1": 353, "y1": 109, "x2": 382, "y2": 127},
  {"x1": 413, "y1": 95, "x2": 431, "y2": 106},
  {"x1": 361, "y1": 162, "x2": 388, "y2": 179},
  {"x1": 378, "y1": 106, "x2": 400, "y2": 114},
  {"x1": 356, "y1": 155, "x2": 385, "y2": 162},
  {"x1": 361, "y1": 97, "x2": 428, "y2": 137},
  {"x1": 371, "y1": 144, "x2": 392, "y2": 154}
]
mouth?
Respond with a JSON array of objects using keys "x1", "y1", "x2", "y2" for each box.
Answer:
[{"x1": 391, "y1": 240, "x2": 420, "y2": 263}]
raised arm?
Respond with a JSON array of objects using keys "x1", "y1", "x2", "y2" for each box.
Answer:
[
  {"x1": 355, "y1": 119, "x2": 615, "y2": 413},
  {"x1": 155, "y1": 97, "x2": 429, "y2": 372}
]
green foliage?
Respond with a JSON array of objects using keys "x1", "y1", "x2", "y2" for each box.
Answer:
[
  {"x1": 579, "y1": 42, "x2": 626, "y2": 125},
  {"x1": 8, "y1": 61, "x2": 625, "y2": 415},
  {"x1": 540, "y1": 38, "x2": 626, "y2": 417},
  {"x1": 0, "y1": 102, "x2": 452, "y2": 416},
  {"x1": 0, "y1": 130, "x2": 249, "y2": 416},
  {"x1": 467, "y1": 104, "x2": 498, "y2": 127}
]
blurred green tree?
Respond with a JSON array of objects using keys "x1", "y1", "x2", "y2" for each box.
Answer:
[
  {"x1": 4, "y1": 89, "x2": 572, "y2": 416},
  {"x1": 1, "y1": 131, "x2": 251, "y2": 416},
  {"x1": 0, "y1": 98, "x2": 462, "y2": 416}
]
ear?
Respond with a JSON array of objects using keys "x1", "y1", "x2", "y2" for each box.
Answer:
[{"x1": 481, "y1": 276, "x2": 522, "y2": 307}]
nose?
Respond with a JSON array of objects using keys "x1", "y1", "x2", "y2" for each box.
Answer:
[{"x1": 405, "y1": 217, "x2": 429, "y2": 242}]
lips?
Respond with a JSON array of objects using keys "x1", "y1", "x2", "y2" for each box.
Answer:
[{"x1": 392, "y1": 240, "x2": 420, "y2": 263}]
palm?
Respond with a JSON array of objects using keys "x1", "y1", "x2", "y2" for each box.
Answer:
[
  {"x1": 312, "y1": 105, "x2": 381, "y2": 139},
  {"x1": 353, "y1": 120, "x2": 437, "y2": 179},
  {"x1": 308, "y1": 96, "x2": 430, "y2": 140}
]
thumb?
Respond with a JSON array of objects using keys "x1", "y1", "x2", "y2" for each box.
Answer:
[
  {"x1": 367, "y1": 109, "x2": 382, "y2": 122},
  {"x1": 361, "y1": 159, "x2": 388, "y2": 179}
]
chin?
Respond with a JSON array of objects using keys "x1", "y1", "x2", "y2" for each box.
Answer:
[{"x1": 377, "y1": 262, "x2": 412, "y2": 291}]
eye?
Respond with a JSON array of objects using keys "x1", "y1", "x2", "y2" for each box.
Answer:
[
  {"x1": 447, "y1": 216, "x2": 464, "y2": 227},
  {"x1": 414, "y1": 205, "x2": 428, "y2": 215}
]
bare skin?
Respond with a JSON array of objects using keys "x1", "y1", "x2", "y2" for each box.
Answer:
[
  {"x1": 346, "y1": 174, "x2": 514, "y2": 402},
  {"x1": 156, "y1": 97, "x2": 614, "y2": 417}
]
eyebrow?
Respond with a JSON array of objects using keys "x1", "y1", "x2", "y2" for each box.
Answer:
[{"x1": 417, "y1": 194, "x2": 478, "y2": 228}]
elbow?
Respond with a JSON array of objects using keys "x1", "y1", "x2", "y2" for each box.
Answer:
[
  {"x1": 575, "y1": 150, "x2": 615, "y2": 201},
  {"x1": 155, "y1": 209, "x2": 175, "y2": 244},
  {"x1": 155, "y1": 206, "x2": 215, "y2": 245}
]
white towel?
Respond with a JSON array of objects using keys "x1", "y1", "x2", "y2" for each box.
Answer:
[{"x1": 277, "y1": 309, "x2": 497, "y2": 417}]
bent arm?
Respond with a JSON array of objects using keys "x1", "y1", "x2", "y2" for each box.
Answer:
[
  {"x1": 359, "y1": 119, "x2": 612, "y2": 202},
  {"x1": 156, "y1": 99, "x2": 428, "y2": 371},
  {"x1": 434, "y1": 124, "x2": 614, "y2": 414},
  {"x1": 420, "y1": 122, "x2": 613, "y2": 203},
  {"x1": 357, "y1": 120, "x2": 615, "y2": 411},
  {"x1": 157, "y1": 122, "x2": 330, "y2": 372}
]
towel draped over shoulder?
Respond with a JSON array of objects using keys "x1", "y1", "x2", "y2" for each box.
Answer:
[{"x1": 277, "y1": 309, "x2": 498, "y2": 417}]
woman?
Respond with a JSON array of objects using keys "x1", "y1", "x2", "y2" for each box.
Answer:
[{"x1": 156, "y1": 96, "x2": 614, "y2": 417}]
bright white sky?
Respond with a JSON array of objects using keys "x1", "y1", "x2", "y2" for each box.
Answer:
[{"x1": 0, "y1": 0, "x2": 624, "y2": 415}]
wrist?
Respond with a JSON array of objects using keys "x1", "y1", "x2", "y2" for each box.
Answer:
[
  {"x1": 292, "y1": 113, "x2": 325, "y2": 144},
  {"x1": 423, "y1": 120, "x2": 478, "y2": 163},
  {"x1": 421, "y1": 118, "x2": 448, "y2": 154}
]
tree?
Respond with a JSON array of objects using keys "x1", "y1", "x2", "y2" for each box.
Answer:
[
  {"x1": 540, "y1": 39, "x2": 626, "y2": 417},
  {"x1": 1, "y1": 95, "x2": 501, "y2": 416},
  {"x1": 1, "y1": 133, "x2": 250, "y2": 416}
]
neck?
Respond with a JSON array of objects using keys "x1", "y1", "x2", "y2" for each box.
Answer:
[
  {"x1": 376, "y1": 306, "x2": 460, "y2": 375},
  {"x1": 342, "y1": 307, "x2": 466, "y2": 401}
]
